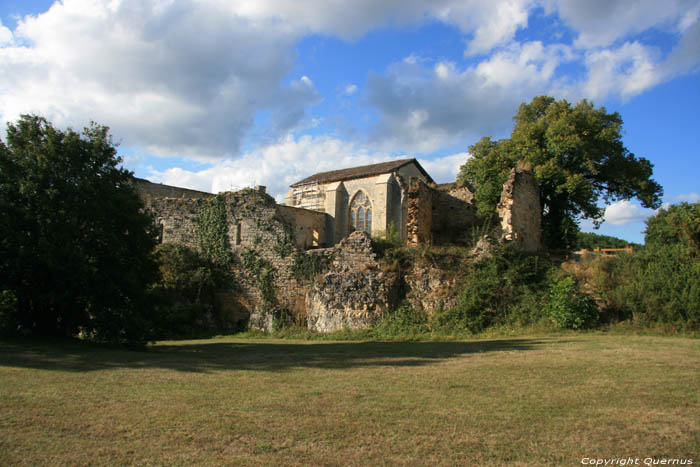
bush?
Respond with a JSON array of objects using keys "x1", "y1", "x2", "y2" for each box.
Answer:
[
  {"x1": 152, "y1": 243, "x2": 236, "y2": 338},
  {"x1": 435, "y1": 245, "x2": 554, "y2": 333},
  {"x1": 588, "y1": 203, "x2": 700, "y2": 331},
  {"x1": 593, "y1": 245, "x2": 700, "y2": 330},
  {"x1": 375, "y1": 304, "x2": 429, "y2": 337},
  {"x1": 547, "y1": 276, "x2": 598, "y2": 329}
]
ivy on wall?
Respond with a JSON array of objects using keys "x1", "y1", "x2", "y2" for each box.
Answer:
[{"x1": 196, "y1": 194, "x2": 233, "y2": 268}]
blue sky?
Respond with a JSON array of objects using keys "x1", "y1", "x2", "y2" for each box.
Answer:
[{"x1": 1, "y1": 1, "x2": 699, "y2": 243}]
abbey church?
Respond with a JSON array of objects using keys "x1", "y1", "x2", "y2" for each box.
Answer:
[{"x1": 285, "y1": 159, "x2": 434, "y2": 245}]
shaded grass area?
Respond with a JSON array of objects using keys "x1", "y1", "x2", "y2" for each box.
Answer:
[{"x1": 1, "y1": 335, "x2": 698, "y2": 465}]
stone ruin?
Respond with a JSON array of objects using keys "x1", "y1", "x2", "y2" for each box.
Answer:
[{"x1": 133, "y1": 165, "x2": 542, "y2": 333}]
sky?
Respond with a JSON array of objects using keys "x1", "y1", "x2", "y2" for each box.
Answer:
[{"x1": 1, "y1": 0, "x2": 698, "y2": 244}]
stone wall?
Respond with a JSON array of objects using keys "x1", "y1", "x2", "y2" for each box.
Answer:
[
  {"x1": 138, "y1": 168, "x2": 542, "y2": 334},
  {"x1": 306, "y1": 232, "x2": 398, "y2": 332},
  {"x1": 406, "y1": 178, "x2": 433, "y2": 246},
  {"x1": 134, "y1": 178, "x2": 214, "y2": 200},
  {"x1": 406, "y1": 178, "x2": 477, "y2": 246},
  {"x1": 431, "y1": 186, "x2": 477, "y2": 245},
  {"x1": 497, "y1": 168, "x2": 542, "y2": 252},
  {"x1": 277, "y1": 205, "x2": 330, "y2": 249}
]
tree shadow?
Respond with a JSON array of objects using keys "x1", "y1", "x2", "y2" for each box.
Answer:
[{"x1": 0, "y1": 337, "x2": 561, "y2": 374}]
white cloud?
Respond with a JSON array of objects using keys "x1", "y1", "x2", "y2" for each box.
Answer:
[
  {"x1": 678, "y1": 192, "x2": 700, "y2": 203},
  {"x1": 418, "y1": 152, "x2": 470, "y2": 184},
  {"x1": 147, "y1": 134, "x2": 399, "y2": 201},
  {"x1": 581, "y1": 41, "x2": 661, "y2": 101},
  {"x1": 343, "y1": 84, "x2": 358, "y2": 96},
  {"x1": 543, "y1": 0, "x2": 697, "y2": 48},
  {"x1": 604, "y1": 200, "x2": 655, "y2": 226},
  {"x1": 1, "y1": 0, "x2": 698, "y2": 165},
  {"x1": 231, "y1": 0, "x2": 533, "y2": 54},
  {"x1": 0, "y1": 20, "x2": 12, "y2": 45},
  {"x1": 0, "y1": 0, "x2": 319, "y2": 160},
  {"x1": 366, "y1": 42, "x2": 572, "y2": 153}
]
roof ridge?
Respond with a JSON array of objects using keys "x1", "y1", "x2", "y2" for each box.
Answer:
[{"x1": 290, "y1": 158, "x2": 433, "y2": 187}]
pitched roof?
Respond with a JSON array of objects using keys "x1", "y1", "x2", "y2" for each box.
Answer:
[{"x1": 290, "y1": 158, "x2": 435, "y2": 187}]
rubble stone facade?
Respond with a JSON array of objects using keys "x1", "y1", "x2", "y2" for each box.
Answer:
[{"x1": 135, "y1": 160, "x2": 541, "y2": 333}]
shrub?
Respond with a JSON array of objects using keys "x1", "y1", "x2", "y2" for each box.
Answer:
[
  {"x1": 547, "y1": 276, "x2": 598, "y2": 329},
  {"x1": 152, "y1": 243, "x2": 236, "y2": 338},
  {"x1": 375, "y1": 304, "x2": 429, "y2": 337},
  {"x1": 372, "y1": 221, "x2": 402, "y2": 258},
  {"x1": 436, "y1": 245, "x2": 554, "y2": 333},
  {"x1": 588, "y1": 203, "x2": 700, "y2": 331},
  {"x1": 593, "y1": 245, "x2": 700, "y2": 330}
]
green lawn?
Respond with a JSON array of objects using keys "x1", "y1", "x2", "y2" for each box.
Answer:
[{"x1": 1, "y1": 334, "x2": 698, "y2": 466}]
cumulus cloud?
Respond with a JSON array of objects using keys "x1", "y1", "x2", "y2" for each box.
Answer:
[
  {"x1": 145, "y1": 134, "x2": 465, "y2": 201},
  {"x1": 0, "y1": 20, "x2": 12, "y2": 45},
  {"x1": 418, "y1": 152, "x2": 470, "y2": 184},
  {"x1": 582, "y1": 41, "x2": 661, "y2": 101},
  {"x1": 366, "y1": 42, "x2": 572, "y2": 153},
  {"x1": 1, "y1": 0, "x2": 698, "y2": 164},
  {"x1": 604, "y1": 200, "x2": 655, "y2": 226},
  {"x1": 543, "y1": 0, "x2": 698, "y2": 48},
  {"x1": 232, "y1": 0, "x2": 533, "y2": 53},
  {"x1": 0, "y1": 0, "x2": 318, "y2": 160}
]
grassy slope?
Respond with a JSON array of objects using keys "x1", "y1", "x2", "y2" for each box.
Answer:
[{"x1": 1, "y1": 334, "x2": 698, "y2": 466}]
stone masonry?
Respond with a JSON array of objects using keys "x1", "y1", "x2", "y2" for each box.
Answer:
[{"x1": 135, "y1": 163, "x2": 542, "y2": 333}]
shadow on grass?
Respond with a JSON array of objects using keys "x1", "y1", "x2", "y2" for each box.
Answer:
[{"x1": 0, "y1": 337, "x2": 558, "y2": 374}]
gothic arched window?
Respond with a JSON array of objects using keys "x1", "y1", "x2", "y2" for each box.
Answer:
[{"x1": 349, "y1": 191, "x2": 373, "y2": 234}]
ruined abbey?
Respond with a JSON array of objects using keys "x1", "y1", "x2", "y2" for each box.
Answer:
[{"x1": 135, "y1": 159, "x2": 542, "y2": 332}]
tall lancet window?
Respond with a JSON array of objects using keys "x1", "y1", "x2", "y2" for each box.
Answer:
[{"x1": 349, "y1": 191, "x2": 373, "y2": 234}]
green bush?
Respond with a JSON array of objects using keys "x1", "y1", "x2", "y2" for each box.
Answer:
[
  {"x1": 375, "y1": 304, "x2": 429, "y2": 337},
  {"x1": 547, "y1": 276, "x2": 598, "y2": 329},
  {"x1": 589, "y1": 203, "x2": 700, "y2": 331},
  {"x1": 436, "y1": 245, "x2": 554, "y2": 333},
  {"x1": 593, "y1": 245, "x2": 700, "y2": 330},
  {"x1": 152, "y1": 243, "x2": 236, "y2": 338}
]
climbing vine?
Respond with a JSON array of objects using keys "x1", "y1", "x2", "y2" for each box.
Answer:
[
  {"x1": 196, "y1": 194, "x2": 233, "y2": 268},
  {"x1": 241, "y1": 248, "x2": 277, "y2": 306},
  {"x1": 292, "y1": 251, "x2": 329, "y2": 282},
  {"x1": 258, "y1": 265, "x2": 276, "y2": 306}
]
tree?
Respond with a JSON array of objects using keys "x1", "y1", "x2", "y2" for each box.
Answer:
[
  {"x1": 0, "y1": 115, "x2": 159, "y2": 344},
  {"x1": 457, "y1": 96, "x2": 663, "y2": 248},
  {"x1": 644, "y1": 202, "x2": 700, "y2": 254}
]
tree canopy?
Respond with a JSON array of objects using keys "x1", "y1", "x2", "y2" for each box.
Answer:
[
  {"x1": 645, "y1": 202, "x2": 700, "y2": 254},
  {"x1": 457, "y1": 96, "x2": 663, "y2": 248},
  {"x1": 0, "y1": 115, "x2": 159, "y2": 344}
]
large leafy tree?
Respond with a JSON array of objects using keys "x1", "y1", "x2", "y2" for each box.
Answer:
[
  {"x1": 0, "y1": 115, "x2": 159, "y2": 344},
  {"x1": 458, "y1": 96, "x2": 663, "y2": 248}
]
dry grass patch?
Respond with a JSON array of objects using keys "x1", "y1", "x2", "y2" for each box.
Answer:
[{"x1": 1, "y1": 335, "x2": 698, "y2": 466}]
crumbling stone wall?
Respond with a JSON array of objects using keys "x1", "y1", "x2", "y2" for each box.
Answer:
[
  {"x1": 406, "y1": 178, "x2": 433, "y2": 246},
  {"x1": 497, "y1": 168, "x2": 541, "y2": 252},
  {"x1": 306, "y1": 232, "x2": 398, "y2": 332},
  {"x1": 140, "y1": 184, "x2": 309, "y2": 328},
  {"x1": 277, "y1": 205, "x2": 329, "y2": 249},
  {"x1": 431, "y1": 186, "x2": 477, "y2": 245},
  {"x1": 137, "y1": 169, "x2": 542, "y2": 334},
  {"x1": 134, "y1": 178, "x2": 214, "y2": 200},
  {"x1": 406, "y1": 179, "x2": 477, "y2": 246}
]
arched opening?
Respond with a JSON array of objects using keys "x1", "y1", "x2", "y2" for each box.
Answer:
[{"x1": 349, "y1": 190, "x2": 373, "y2": 234}]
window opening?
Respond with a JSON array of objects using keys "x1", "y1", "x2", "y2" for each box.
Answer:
[{"x1": 349, "y1": 191, "x2": 373, "y2": 234}]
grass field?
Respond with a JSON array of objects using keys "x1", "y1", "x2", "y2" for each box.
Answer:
[{"x1": 1, "y1": 334, "x2": 698, "y2": 466}]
